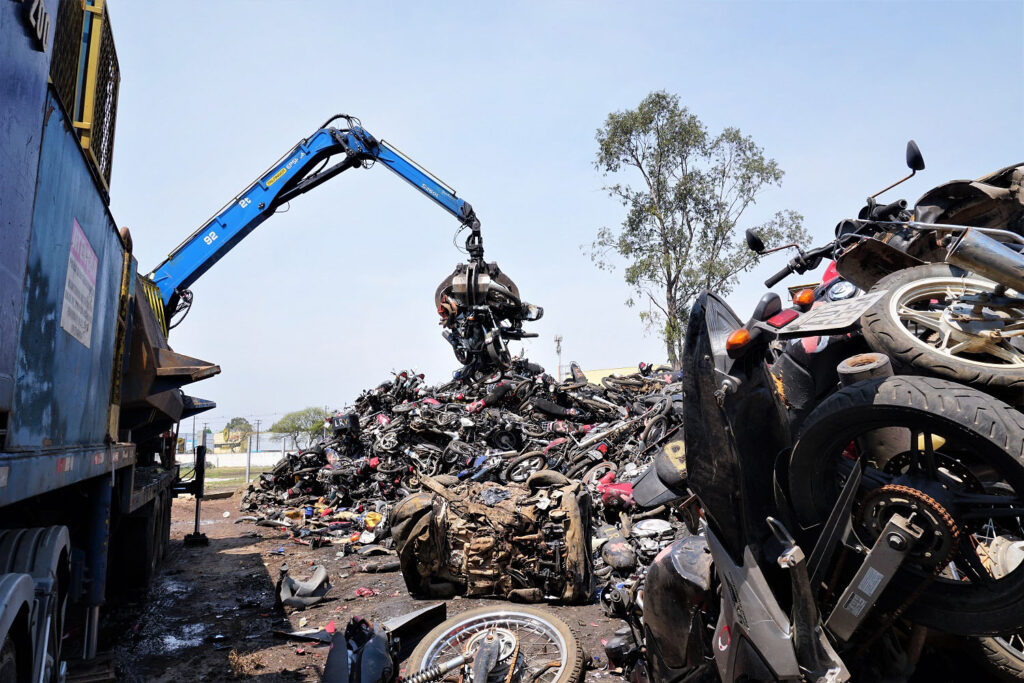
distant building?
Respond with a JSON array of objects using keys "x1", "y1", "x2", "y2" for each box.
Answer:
[{"x1": 579, "y1": 364, "x2": 670, "y2": 384}]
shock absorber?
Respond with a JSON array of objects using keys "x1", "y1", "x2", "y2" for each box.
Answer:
[{"x1": 401, "y1": 655, "x2": 467, "y2": 683}]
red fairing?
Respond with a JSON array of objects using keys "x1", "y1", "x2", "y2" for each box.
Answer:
[{"x1": 822, "y1": 260, "x2": 840, "y2": 286}]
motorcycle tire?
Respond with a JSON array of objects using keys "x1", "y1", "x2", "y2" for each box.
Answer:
[
  {"x1": 405, "y1": 606, "x2": 584, "y2": 683},
  {"x1": 861, "y1": 263, "x2": 1024, "y2": 390},
  {"x1": 788, "y1": 375, "x2": 1024, "y2": 635},
  {"x1": 503, "y1": 452, "x2": 546, "y2": 484},
  {"x1": 970, "y1": 635, "x2": 1024, "y2": 681}
]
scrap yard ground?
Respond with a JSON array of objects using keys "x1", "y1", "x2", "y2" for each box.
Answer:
[
  {"x1": 105, "y1": 495, "x2": 619, "y2": 682},
  {"x1": 101, "y1": 494, "x2": 984, "y2": 682}
]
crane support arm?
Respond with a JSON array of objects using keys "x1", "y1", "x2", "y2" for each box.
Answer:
[{"x1": 147, "y1": 116, "x2": 481, "y2": 307}]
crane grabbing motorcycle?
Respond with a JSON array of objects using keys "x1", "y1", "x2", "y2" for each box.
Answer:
[{"x1": 148, "y1": 114, "x2": 542, "y2": 378}]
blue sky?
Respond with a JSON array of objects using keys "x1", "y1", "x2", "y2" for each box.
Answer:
[{"x1": 108, "y1": 1, "x2": 1023, "y2": 430}]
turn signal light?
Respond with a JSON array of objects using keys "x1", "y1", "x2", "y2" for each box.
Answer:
[
  {"x1": 725, "y1": 328, "x2": 751, "y2": 351},
  {"x1": 793, "y1": 288, "x2": 815, "y2": 307}
]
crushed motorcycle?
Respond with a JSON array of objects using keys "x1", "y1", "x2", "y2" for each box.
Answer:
[
  {"x1": 607, "y1": 282, "x2": 1024, "y2": 681},
  {"x1": 754, "y1": 141, "x2": 1024, "y2": 398}
]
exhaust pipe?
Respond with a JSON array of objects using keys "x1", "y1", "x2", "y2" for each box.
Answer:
[{"x1": 946, "y1": 228, "x2": 1024, "y2": 293}]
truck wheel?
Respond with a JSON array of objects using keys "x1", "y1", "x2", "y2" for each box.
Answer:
[
  {"x1": 0, "y1": 635, "x2": 17, "y2": 683},
  {"x1": 111, "y1": 500, "x2": 158, "y2": 591}
]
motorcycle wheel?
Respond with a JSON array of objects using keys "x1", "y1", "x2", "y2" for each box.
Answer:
[
  {"x1": 788, "y1": 375, "x2": 1024, "y2": 635},
  {"x1": 503, "y1": 452, "x2": 546, "y2": 483},
  {"x1": 405, "y1": 606, "x2": 584, "y2": 683},
  {"x1": 861, "y1": 263, "x2": 1024, "y2": 390},
  {"x1": 971, "y1": 634, "x2": 1024, "y2": 681}
]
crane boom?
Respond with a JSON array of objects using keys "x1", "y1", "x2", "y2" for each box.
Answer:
[{"x1": 147, "y1": 115, "x2": 481, "y2": 310}]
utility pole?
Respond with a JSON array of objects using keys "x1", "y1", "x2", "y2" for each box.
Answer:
[
  {"x1": 255, "y1": 419, "x2": 261, "y2": 453},
  {"x1": 555, "y1": 335, "x2": 564, "y2": 380},
  {"x1": 191, "y1": 416, "x2": 196, "y2": 455},
  {"x1": 201, "y1": 422, "x2": 208, "y2": 465},
  {"x1": 245, "y1": 434, "x2": 252, "y2": 484}
]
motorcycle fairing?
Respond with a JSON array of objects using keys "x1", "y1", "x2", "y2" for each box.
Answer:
[
  {"x1": 915, "y1": 162, "x2": 1024, "y2": 233},
  {"x1": 706, "y1": 530, "x2": 802, "y2": 680},
  {"x1": 642, "y1": 534, "x2": 715, "y2": 681},
  {"x1": 632, "y1": 437, "x2": 689, "y2": 508},
  {"x1": 683, "y1": 292, "x2": 789, "y2": 563}
]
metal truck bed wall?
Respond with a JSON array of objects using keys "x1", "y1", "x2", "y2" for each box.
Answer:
[
  {"x1": 0, "y1": 0, "x2": 56, "y2": 414},
  {"x1": 6, "y1": 89, "x2": 126, "y2": 452},
  {"x1": 0, "y1": 0, "x2": 137, "y2": 506}
]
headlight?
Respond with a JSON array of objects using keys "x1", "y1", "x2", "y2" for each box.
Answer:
[{"x1": 827, "y1": 280, "x2": 858, "y2": 301}]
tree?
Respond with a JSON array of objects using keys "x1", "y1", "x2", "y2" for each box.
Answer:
[
  {"x1": 222, "y1": 416, "x2": 253, "y2": 453},
  {"x1": 223, "y1": 417, "x2": 253, "y2": 434},
  {"x1": 590, "y1": 91, "x2": 808, "y2": 367},
  {"x1": 271, "y1": 407, "x2": 332, "y2": 448}
]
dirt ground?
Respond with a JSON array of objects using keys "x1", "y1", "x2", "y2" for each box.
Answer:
[{"x1": 102, "y1": 494, "x2": 621, "y2": 682}]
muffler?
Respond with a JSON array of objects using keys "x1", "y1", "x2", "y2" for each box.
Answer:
[{"x1": 946, "y1": 228, "x2": 1024, "y2": 293}]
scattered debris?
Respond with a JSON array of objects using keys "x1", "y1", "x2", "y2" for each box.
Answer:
[
  {"x1": 227, "y1": 649, "x2": 266, "y2": 677},
  {"x1": 276, "y1": 564, "x2": 332, "y2": 610}
]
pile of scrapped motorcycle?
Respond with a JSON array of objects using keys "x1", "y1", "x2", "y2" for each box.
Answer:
[
  {"x1": 599, "y1": 147, "x2": 1024, "y2": 683},
  {"x1": 240, "y1": 358, "x2": 684, "y2": 554},
  {"x1": 271, "y1": 146, "x2": 1024, "y2": 683}
]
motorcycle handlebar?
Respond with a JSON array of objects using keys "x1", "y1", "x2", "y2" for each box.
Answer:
[
  {"x1": 871, "y1": 199, "x2": 908, "y2": 221},
  {"x1": 763, "y1": 243, "x2": 834, "y2": 288},
  {"x1": 765, "y1": 263, "x2": 793, "y2": 288}
]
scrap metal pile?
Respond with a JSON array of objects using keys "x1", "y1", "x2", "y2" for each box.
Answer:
[{"x1": 240, "y1": 360, "x2": 688, "y2": 598}]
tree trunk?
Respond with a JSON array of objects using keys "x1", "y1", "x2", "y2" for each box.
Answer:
[{"x1": 665, "y1": 287, "x2": 681, "y2": 370}]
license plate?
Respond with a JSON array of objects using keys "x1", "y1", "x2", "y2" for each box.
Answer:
[{"x1": 776, "y1": 290, "x2": 887, "y2": 337}]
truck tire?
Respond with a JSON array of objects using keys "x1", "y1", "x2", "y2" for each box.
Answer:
[
  {"x1": 861, "y1": 264, "x2": 1024, "y2": 391},
  {"x1": 111, "y1": 500, "x2": 158, "y2": 591},
  {"x1": 0, "y1": 528, "x2": 70, "y2": 683},
  {"x1": 0, "y1": 635, "x2": 17, "y2": 683}
]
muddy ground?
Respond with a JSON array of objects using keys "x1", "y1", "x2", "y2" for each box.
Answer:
[{"x1": 101, "y1": 494, "x2": 621, "y2": 682}]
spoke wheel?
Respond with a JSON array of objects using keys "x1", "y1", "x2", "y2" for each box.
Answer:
[
  {"x1": 504, "y1": 452, "x2": 546, "y2": 483},
  {"x1": 405, "y1": 606, "x2": 583, "y2": 683},
  {"x1": 862, "y1": 264, "x2": 1024, "y2": 390}
]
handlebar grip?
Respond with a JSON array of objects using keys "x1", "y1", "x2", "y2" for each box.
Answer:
[
  {"x1": 765, "y1": 264, "x2": 793, "y2": 288},
  {"x1": 872, "y1": 199, "x2": 908, "y2": 221}
]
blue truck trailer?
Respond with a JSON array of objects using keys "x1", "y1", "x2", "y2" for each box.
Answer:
[{"x1": 1, "y1": 3, "x2": 216, "y2": 680}]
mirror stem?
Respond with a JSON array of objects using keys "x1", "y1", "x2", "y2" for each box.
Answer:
[{"x1": 870, "y1": 170, "x2": 916, "y2": 199}]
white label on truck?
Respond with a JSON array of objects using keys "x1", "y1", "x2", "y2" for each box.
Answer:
[{"x1": 60, "y1": 219, "x2": 98, "y2": 348}]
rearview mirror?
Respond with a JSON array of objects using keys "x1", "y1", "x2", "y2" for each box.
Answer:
[
  {"x1": 745, "y1": 228, "x2": 766, "y2": 254},
  {"x1": 906, "y1": 140, "x2": 925, "y2": 172}
]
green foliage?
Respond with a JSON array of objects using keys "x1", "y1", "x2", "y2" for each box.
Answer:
[
  {"x1": 223, "y1": 416, "x2": 253, "y2": 434},
  {"x1": 271, "y1": 407, "x2": 332, "y2": 448},
  {"x1": 590, "y1": 91, "x2": 808, "y2": 367},
  {"x1": 222, "y1": 416, "x2": 254, "y2": 453}
]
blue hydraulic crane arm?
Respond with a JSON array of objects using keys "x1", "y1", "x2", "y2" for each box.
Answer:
[{"x1": 147, "y1": 115, "x2": 482, "y2": 307}]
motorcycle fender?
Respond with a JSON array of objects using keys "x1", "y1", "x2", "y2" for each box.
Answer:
[{"x1": 835, "y1": 239, "x2": 924, "y2": 291}]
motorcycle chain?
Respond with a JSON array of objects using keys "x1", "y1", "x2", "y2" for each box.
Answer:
[{"x1": 856, "y1": 484, "x2": 960, "y2": 651}]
